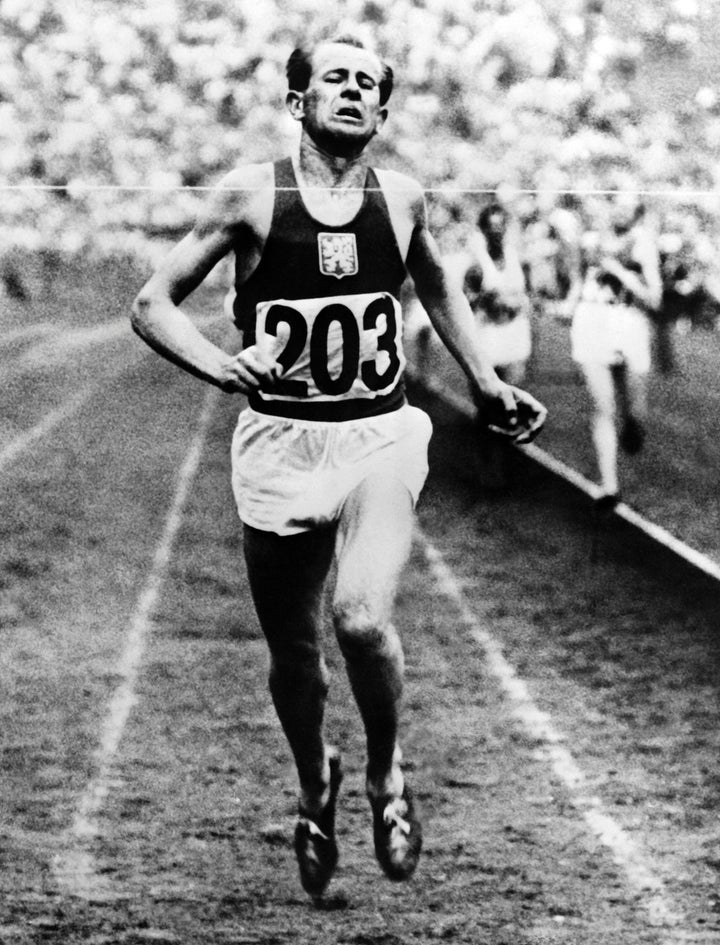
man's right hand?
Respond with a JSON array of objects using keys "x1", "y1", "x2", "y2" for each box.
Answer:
[
  {"x1": 217, "y1": 347, "x2": 275, "y2": 393},
  {"x1": 218, "y1": 324, "x2": 291, "y2": 394}
]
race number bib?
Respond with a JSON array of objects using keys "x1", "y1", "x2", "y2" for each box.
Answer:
[{"x1": 254, "y1": 291, "x2": 405, "y2": 402}]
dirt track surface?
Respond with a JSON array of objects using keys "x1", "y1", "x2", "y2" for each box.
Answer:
[{"x1": 2, "y1": 269, "x2": 720, "y2": 944}]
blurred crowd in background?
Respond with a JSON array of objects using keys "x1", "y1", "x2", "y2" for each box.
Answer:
[{"x1": 1, "y1": 0, "x2": 720, "y2": 340}]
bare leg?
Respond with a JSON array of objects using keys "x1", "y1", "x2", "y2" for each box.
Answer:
[
  {"x1": 615, "y1": 362, "x2": 648, "y2": 454},
  {"x1": 243, "y1": 524, "x2": 335, "y2": 815},
  {"x1": 332, "y1": 474, "x2": 415, "y2": 799},
  {"x1": 622, "y1": 366, "x2": 648, "y2": 422},
  {"x1": 581, "y1": 361, "x2": 619, "y2": 496},
  {"x1": 331, "y1": 472, "x2": 423, "y2": 881}
]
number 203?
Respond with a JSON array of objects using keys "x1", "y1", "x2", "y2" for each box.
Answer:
[{"x1": 263, "y1": 294, "x2": 402, "y2": 397}]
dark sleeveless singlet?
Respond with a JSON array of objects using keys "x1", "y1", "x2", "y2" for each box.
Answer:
[{"x1": 232, "y1": 158, "x2": 408, "y2": 421}]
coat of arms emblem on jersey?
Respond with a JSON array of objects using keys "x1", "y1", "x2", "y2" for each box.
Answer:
[{"x1": 318, "y1": 232, "x2": 358, "y2": 279}]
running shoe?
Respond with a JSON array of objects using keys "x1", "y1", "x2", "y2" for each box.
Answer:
[
  {"x1": 593, "y1": 491, "x2": 620, "y2": 516},
  {"x1": 369, "y1": 783, "x2": 422, "y2": 881},
  {"x1": 294, "y1": 753, "x2": 343, "y2": 898}
]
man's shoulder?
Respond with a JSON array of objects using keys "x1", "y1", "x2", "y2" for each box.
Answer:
[
  {"x1": 215, "y1": 161, "x2": 276, "y2": 200},
  {"x1": 199, "y1": 162, "x2": 276, "y2": 235},
  {"x1": 373, "y1": 169, "x2": 425, "y2": 232},
  {"x1": 374, "y1": 168, "x2": 423, "y2": 202},
  {"x1": 370, "y1": 169, "x2": 425, "y2": 261}
]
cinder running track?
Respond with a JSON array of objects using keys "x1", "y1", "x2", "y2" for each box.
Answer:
[{"x1": 1, "y1": 267, "x2": 719, "y2": 944}]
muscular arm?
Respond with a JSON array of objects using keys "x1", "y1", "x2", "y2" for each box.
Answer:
[
  {"x1": 408, "y1": 226, "x2": 501, "y2": 397},
  {"x1": 131, "y1": 165, "x2": 276, "y2": 392},
  {"x1": 404, "y1": 188, "x2": 545, "y2": 440}
]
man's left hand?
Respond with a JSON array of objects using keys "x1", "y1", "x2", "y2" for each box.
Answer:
[{"x1": 481, "y1": 384, "x2": 547, "y2": 445}]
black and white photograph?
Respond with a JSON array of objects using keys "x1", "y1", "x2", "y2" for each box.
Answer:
[{"x1": 2, "y1": 1, "x2": 720, "y2": 942}]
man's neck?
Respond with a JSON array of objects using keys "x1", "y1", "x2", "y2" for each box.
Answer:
[
  {"x1": 291, "y1": 134, "x2": 369, "y2": 226},
  {"x1": 296, "y1": 135, "x2": 368, "y2": 191}
]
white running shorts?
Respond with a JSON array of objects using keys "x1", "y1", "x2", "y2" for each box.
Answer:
[
  {"x1": 477, "y1": 314, "x2": 532, "y2": 368},
  {"x1": 571, "y1": 301, "x2": 651, "y2": 374},
  {"x1": 231, "y1": 403, "x2": 432, "y2": 535}
]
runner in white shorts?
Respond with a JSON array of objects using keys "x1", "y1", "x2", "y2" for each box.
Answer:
[
  {"x1": 232, "y1": 405, "x2": 431, "y2": 535},
  {"x1": 463, "y1": 202, "x2": 532, "y2": 387},
  {"x1": 461, "y1": 201, "x2": 533, "y2": 490},
  {"x1": 571, "y1": 283, "x2": 652, "y2": 375},
  {"x1": 132, "y1": 33, "x2": 546, "y2": 899},
  {"x1": 568, "y1": 197, "x2": 662, "y2": 509}
]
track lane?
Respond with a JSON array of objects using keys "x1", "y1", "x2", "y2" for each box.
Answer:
[
  {"x1": 7, "y1": 383, "x2": 713, "y2": 942},
  {"x1": 413, "y1": 384, "x2": 720, "y2": 941},
  {"x1": 0, "y1": 324, "x2": 237, "y2": 935},
  {"x1": 1, "y1": 291, "x2": 720, "y2": 942},
  {"x1": 35, "y1": 385, "x2": 665, "y2": 944},
  {"x1": 52, "y1": 386, "x2": 221, "y2": 902}
]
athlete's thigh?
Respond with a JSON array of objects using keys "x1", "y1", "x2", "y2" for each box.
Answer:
[
  {"x1": 243, "y1": 524, "x2": 335, "y2": 651},
  {"x1": 334, "y1": 473, "x2": 415, "y2": 622}
]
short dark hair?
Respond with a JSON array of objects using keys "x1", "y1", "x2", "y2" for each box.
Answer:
[{"x1": 286, "y1": 34, "x2": 394, "y2": 106}]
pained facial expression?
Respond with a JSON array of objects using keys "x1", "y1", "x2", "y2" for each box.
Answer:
[{"x1": 289, "y1": 42, "x2": 386, "y2": 154}]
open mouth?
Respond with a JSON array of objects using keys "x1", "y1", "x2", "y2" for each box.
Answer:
[{"x1": 335, "y1": 106, "x2": 362, "y2": 121}]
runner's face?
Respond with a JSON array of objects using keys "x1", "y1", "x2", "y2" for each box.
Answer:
[
  {"x1": 485, "y1": 212, "x2": 506, "y2": 239},
  {"x1": 299, "y1": 43, "x2": 386, "y2": 151}
]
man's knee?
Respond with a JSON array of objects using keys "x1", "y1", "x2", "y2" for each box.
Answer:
[
  {"x1": 269, "y1": 641, "x2": 329, "y2": 693},
  {"x1": 332, "y1": 599, "x2": 403, "y2": 664}
]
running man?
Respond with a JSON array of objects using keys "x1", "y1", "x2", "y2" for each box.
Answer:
[
  {"x1": 462, "y1": 200, "x2": 533, "y2": 490},
  {"x1": 568, "y1": 195, "x2": 662, "y2": 510},
  {"x1": 131, "y1": 33, "x2": 546, "y2": 899},
  {"x1": 463, "y1": 201, "x2": 532, "y2": 388}
]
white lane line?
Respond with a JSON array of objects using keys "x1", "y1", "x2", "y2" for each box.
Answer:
[
  {"x1": 15, "y1": 312, "x2": 226, "y2": 370},
  {"x1": 52, "y1": 388, "x2": 219, "y2": 900},
  {"x1": 0, "y1": 314, "x2": 228, "y2": 476},
  {"x1": 411, "y1": 368, "x2": 720, "y2": 584},
  {"x1": 0, "y1": 359, "x2": 135, "y2": 474},
  {"x1": 0, "y1": 385, "x2": 97, "y2": 474},
  {"x1": 18, "y1": 322, "x2": 131, "y2": 367},
  {"x1": 415, "y1": 529, "x2": 684, "y2": 933},
  {"x1": 0, "y1": 330, "x2": 137, "y2": 473},
  {"x1": 0, "y1": 323, "x2": 57, "y2": 347}
]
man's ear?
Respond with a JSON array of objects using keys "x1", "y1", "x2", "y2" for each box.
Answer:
[
  {"x1": 374, "y1": 107, "x2": 388, "y2": 135},
  {"x1": 286, "y1": 90, "x2": 305, "y2": 122}
]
